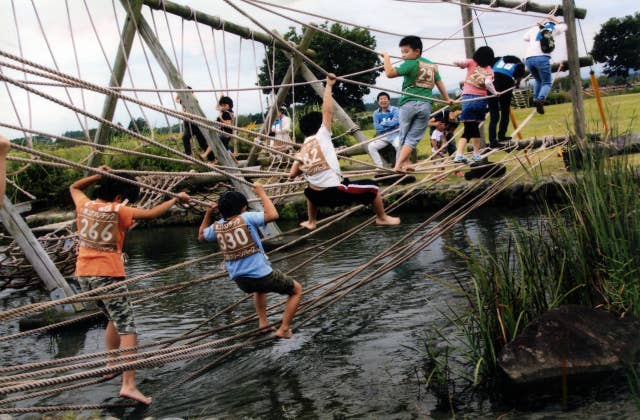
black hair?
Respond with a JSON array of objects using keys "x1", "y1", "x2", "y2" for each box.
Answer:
[
  {"x1": 220, "y1": 111, "x2": 232, "y2": 121},
  {"x1": 376, "y1": 92, "x2": 390, "y2": 101},
  {"x1": 218, "y1": 96, "x2": 234, "y2": 109},
  {"x1": 299, "y1": 111, "x2": 323, "y2": 137},
  {"x1": 399, "y1": 36, "x2": 422, "y2": 55},
  {"x1": 217, "y1": 190, "x2": 248, "y2": 219},
  {"x1": 93, "y1": 174, "x2": 140, "y2": 204},
  {"x1": 473, "y1": 46, "x2": 495, "y2": 67}
]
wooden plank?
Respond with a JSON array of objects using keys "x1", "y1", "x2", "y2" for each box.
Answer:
[
  {"x1": 88, "y1": 0, "x2": 143, "y2": 169},
  {"x1": 0, "y1": 197, "x2": 80, "y2": 313},
  {"x1": 131, "y1": 7, "x2": 282, "y2": 237}
]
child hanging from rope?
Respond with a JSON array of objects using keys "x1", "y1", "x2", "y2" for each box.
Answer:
[
  {"x1": 176, "y1": 87, "x2": 215, "y2": 162},
  {"x1": 452, "y1": 46, "x2": 497, "y2": 164},
  {"x1": 198, "y1": 183, "x2": 302, "y2": 339},
  {"x1": 70, "y1": 168, "x2": 191, "y2": 405},
  {"x1": 381, "y1": 36, "x2": 454, "y2": 173},
  {"x1": 0, "y1": 135, "x2": 10, "y2": 205},
  {"x1": 288, "y1": 74, "x2": 400, "y2": 231}
]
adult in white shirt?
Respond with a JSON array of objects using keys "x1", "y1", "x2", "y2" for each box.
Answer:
[
  {"x1": 289, "y1": 75, "x2": 400, "y2": 230},
  {"x1": 523, "y1": 15, "x2": 567, "y2": 114}
]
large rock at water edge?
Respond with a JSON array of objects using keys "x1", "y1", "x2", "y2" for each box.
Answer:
[{"x1": 498, "y1": 305, "x2": 640, "y2": 384}]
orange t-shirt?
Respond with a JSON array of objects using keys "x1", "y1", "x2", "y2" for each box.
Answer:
[{"x1": 74, "y1": 197, "x2": 135, "y2": 277}]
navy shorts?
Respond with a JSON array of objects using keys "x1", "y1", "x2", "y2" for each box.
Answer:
[
  {"x1": 460, "y1": 94, "x2": 489, "y2": 122},
  {"x1": 304, "y1": 179, "x2": 379, "y2": 207}
]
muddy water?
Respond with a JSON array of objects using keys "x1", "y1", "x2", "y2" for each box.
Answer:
[{"x1": 0, "y1": 209, "x2": 636, "y2": 418}]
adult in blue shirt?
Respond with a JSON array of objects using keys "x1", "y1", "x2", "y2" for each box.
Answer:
[{"x1": 368, "y1": 92, "x2": 400, "y2": 168}]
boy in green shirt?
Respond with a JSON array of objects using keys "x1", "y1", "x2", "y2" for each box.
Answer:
[{"x1": 382, "y1": 36, "x2": 452, "y2": 172}]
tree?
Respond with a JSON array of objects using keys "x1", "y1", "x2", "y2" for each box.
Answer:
[
  {"x1": 257, "y1": 23, "x2": 381, "y2": 111},
  {"x1": 591, "y1": 13, "x2": 640, "y2": 79}
]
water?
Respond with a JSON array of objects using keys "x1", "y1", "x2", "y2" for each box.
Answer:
[{"x1": 0, "y1": 209, "x2": 637, "y2": 418}]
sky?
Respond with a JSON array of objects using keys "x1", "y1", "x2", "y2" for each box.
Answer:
[{"x1": 0, "y1": 0, "x2": 638, "y2": 139}]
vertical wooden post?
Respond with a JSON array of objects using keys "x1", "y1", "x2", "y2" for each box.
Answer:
[
  {"x1": 589, "y1": 70, "x2": 608, "y2": 134},
  {"x1": 0, "y1": 197, "x2": 81, "y2": 312},
  {"x1": 460, "y1": 0, "x2": 476, "y2": 58},
  {"x1": 562, "y1": 0, "x2": 586, "y2": 142},
  {"x1": 129, "y1": 6, "x2": 281, "y2": 236},
  {"x1": 88, "y1": 0, "x2": 143, "y2": 169},
  {"x1": 247, "y1": 26, "x2": 317, "y2": 166},
  {"x1": 509, "y1": 108, "x2": 524, "y2": 140},
  {"x1": 298, "y1": 63, "x2": 369, "y2": 145}
]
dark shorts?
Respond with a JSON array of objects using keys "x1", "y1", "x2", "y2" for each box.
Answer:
[
  {"x1": 77, "y1": 276, "x2": 136, "y2": 335},
  {"x1": 234, "y1": 269, "x2": 295, "y2": 295},
  {"x1": 460, "y1": 94, "x2": 489, "y2": 122},
  {"x1": 304, "y1": 179, "x2": 379, "y2": 207}
]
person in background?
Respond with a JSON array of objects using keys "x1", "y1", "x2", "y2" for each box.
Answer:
[
  {"x1": 176, "y1": 88, "x2": 215, "y2": 162},
  {"x1": 488, "y1": 55, "x2": 526, "y2": 146},
  {"x1": 368, "y1": 92, "x2": 400, "y2": 168},
  {"x1": 269, "y1": 105, "x2": 292, "y2": 152}
]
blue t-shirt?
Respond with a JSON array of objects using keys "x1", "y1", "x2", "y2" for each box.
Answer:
[
  {"x1": 373, "y1": 106, "x2": 400, "y2": 137},
  {"x1": 203, "y1": 211, "x2": 272, "y2": 279}
]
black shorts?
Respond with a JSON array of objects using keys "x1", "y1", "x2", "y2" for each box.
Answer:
[
  {"x1": 304, "y1": 179, "x2": 379, "y2": 207},
  {"x1": 234, "y1": 269, "x2": 295, "y2": 295}
]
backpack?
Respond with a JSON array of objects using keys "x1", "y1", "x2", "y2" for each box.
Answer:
[{"x1": 538, "y1": 26, "x2": 555, "y2": 53}]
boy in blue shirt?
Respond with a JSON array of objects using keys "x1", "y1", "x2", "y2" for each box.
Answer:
[
  {"x1": 198, "y1": 183, "x2": 302, "y2": 339},
  {"x1": 381, "y1": 36, "x2": 453, "y2": 173}
]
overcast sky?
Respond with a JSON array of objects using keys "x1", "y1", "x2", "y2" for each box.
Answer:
[{"x1": 0, "y1": 0, "x2": 637, "y2": 139}]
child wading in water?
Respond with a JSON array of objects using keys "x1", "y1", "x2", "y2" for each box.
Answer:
[
  {"x1": 199, "y1": 183, "x2": 302, "y2": 338},
  {"x1": 70, "y1": 168, "x2": 191, "y2": 405},
  {"x1": 288, "y1": 74, "x2": 400, "y2": 230}
]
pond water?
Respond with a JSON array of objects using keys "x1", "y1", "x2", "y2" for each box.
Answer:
[{"x1": 0, "y1": 208, "x2": 637, "y2": 419}]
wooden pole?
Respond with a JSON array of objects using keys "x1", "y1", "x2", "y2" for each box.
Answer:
[
  {"x1": 246, "y1": 26, "x2": 317, "y2": 166},
  {"x1": 298, "y1": 63, "x2": 369, "y2": 145},
  {"x1": 590, "y1": 71, "x2": 609, "y2": 134},
  {"x1": 0, "y1": 197, "x2": 81, "y2": 313},
  {"x1": 562, "y1": 0, "x2": 586, "y2": 142},
  {"x1": 128, "y1": 9, "x2": 281, "y2": 237},
  {"x1": 460, "y1": 0, "x2": 476, "y2": 58},
  {"x1": 467, "y1": 0, "x2": 587, "y2": 19},
  {"x1": 88, "y1": 0, "x2": 143, "y2": 169},
  {"x1": 509, "y1": 108, "x2": 524, "y2": 140}
]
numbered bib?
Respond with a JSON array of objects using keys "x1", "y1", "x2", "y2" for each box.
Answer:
[
  {"x1": 414, "y1": 62, "x2": 437, "y2": 89},
  {"x1": 213, "y1": 217, "x2": 260, "y2": 261},
  {"x1": 466, "y1": 67, "x2": 491, "y2": 89},
  {"x1": 295, "y1": 138, "x2": 331, "y2": 176},
  {"x1": 78, "y1": 206, "x2": 119, "y2": 252}
]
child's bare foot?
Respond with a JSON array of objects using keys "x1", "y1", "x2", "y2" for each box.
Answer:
[
  {"x1": 120, "y1": 387, "x2": 152, "y2": 405},
  {"x1": 299, "y1": 220, "x2": 316, "y2": 230},
  {"x1": 375, "y1": 215, "x2": 401, "y2": 226},
  {"x1": 275, "y1": 327, "x2": 293, "y2": 339}
]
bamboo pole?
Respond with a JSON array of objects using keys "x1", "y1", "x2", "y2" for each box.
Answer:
[
  {"x1": 589, "y1": 71, "x2": 609, "y2": 134},
  {"x1": 509, "y1": 108, "x2": 523, "y2": 140}
]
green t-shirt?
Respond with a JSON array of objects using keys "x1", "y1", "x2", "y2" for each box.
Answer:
[{"x1": 395, "y1": 57, "x2": 441, "y2": 106}]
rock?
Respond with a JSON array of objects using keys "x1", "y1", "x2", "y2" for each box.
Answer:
[{"x1": 498, "y1": 305, "x2": 640, "y2": 384}]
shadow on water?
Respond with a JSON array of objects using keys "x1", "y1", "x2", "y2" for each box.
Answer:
[{"x1": 1, "y1": 208, "x2": 637, "y2": 418}]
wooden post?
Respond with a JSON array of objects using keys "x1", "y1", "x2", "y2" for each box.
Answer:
[
  {"x1": 247, "y1": 26, "x2": 317, "y2": 166},
  {"x1": 466, "y1": 0, "x2": 587, "y2": 19},
  {"x1": 562, "y1": 0, "x2": 586, "y2": 142},
  {"x1": 509, "y1": 108, "x2": 524, "y2": 140},
  {"x1": 460, "y1": 0, "x2": 476, "y2": 58},
  {"x1": 298, "y1": 63, "x2": 369, "y2": 145},
  {"x1": 0, "y1": 197, "x2": 81, "y2": 313},
  {"x1": 88, "y1": 0, "x2": 143, "y2": 169},
  {"x1": 129, "y1": 6, "x2": 281, "y2": 237}
]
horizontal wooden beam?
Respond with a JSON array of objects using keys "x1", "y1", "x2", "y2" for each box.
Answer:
[{"x1": 467, "y1": 0, "x2": 586, "y2": 19}]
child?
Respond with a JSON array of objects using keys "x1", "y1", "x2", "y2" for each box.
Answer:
[
  {"x1": 368, "y1": 92, "x2": 400, "y2": 168},
  {"x1": 381, "y1": 36, "x2": 453, "y2": 172},
  {"x1": 0, "y1": 135, "x2": 10, "y2": 204},
  {"x1": 452, "y1": 46, "x2": 497, "y2": 164},
  {"x1": 488, "y1": 55, "x2": 525, "y2": 146},
  {"x1": 176, "y1": 88, "x2": 214, "y2": 162},
  {"x1": 430, "y1": 123, "x2": 448, "y2": 158},
  {"x1": 429, "y1": 108, "x2": 461, "y2": 158},
  {"x1": 524, "y1": 16, "x2": 567, "y2": 114},
  {"x1": 200, "y1": 96, "x2": 235, "y2": 160},
  {"x1": 70, "y1": 167, "x2": 191, "y2": 405},
  {"x1": 269, "y1": 105, "x2": 292, "y2": 152},
  {"x1": 288, "y1": 75, "x2": 400, "y2": 231},
  {"x1": 198, "y1": 183, "x2": 302, "y2": 339}
]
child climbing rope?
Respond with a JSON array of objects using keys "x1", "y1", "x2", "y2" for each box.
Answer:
[
  {"x1": 198, "y1": 183, "x2": 302, "y2": 339},
  {"x1": 176, "y1": 88, "x2": 215, "y2": 162},
  {"x1": 381, "y1": 36, "x2": 454, "y2": 173},
  {"x1": 288, "y1": 74, "x2": 400, "y2": 230},
  {"x1": 70, "y1": 168, "x2": 191, "y2": 405}
]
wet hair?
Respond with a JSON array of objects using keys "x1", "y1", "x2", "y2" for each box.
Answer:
[
  {"x1": 217, "y1": 190, "x2": 248, "y2": 219},
  {"x1": 376, "y1": 92, "x2": 390, "y2": 101},
  {"x1": 93, "y1": 174, "x2": 140, "y2": 204},
  {"x1": 473, "y1": 46, "x2": 495, "y2": 67},
  {"x1": 399, "y1": 36, "x2": 422, "y2": 55},
  {"x1": 218, "y1": 96, "x2": 234, "y2": 109},
  {"x1": 299, "y1": 111, "x2": 323, "y2": 137}
]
